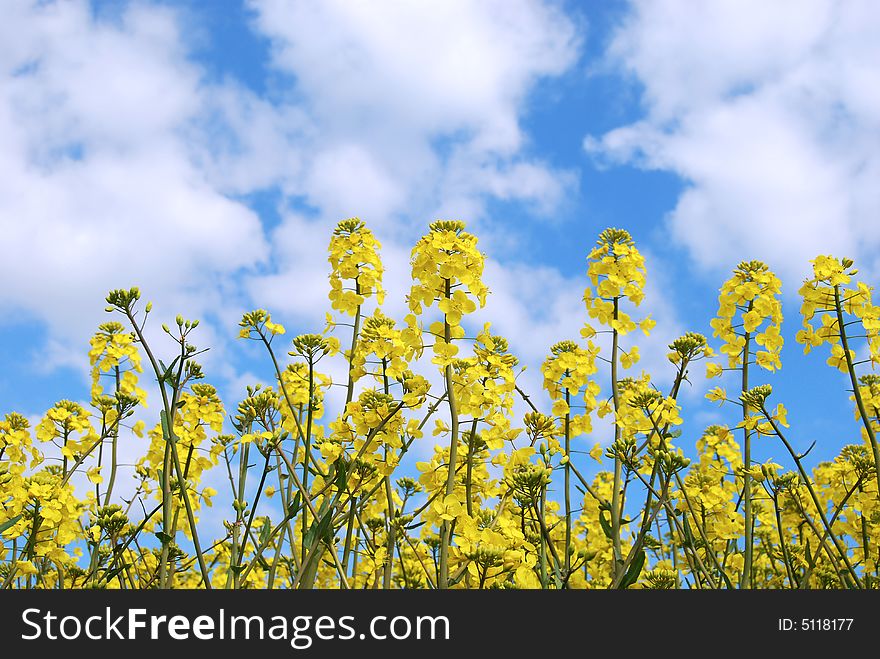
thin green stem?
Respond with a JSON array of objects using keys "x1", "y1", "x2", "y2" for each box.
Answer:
[
  {"x1": 762, "y1": 407, "x2": 863, "y2": 587},
  {"x1": 438, "y1": 278, "x2": 460, "y2": 589},
  {"x1": 834, "y1": 285, "x2": 880, "y2": 498},
  {"x1": 563, "y1": 387, "x2": 572, "y2": 584},
  {"x1": 610, "y1": 297, "x2": 623, "y2": 580},
  {"x1": 741, "y1": 302, "x2": 753, "y2": 589}
]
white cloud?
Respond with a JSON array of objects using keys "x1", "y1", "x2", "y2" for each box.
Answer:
[
  {"x1": 0, "y1": 0, "x2": 276, "y2": 390},
  {"x1": 191, "y1": 83, "x2": 312, "y2": 195},
  {"x1": 238, "y1": 0, "x2": 592, "y2": 383},
  {"x1": 2, "y1": 0, "x2": 702, "y2": 544},
  {"x1": 1, "y1": 2, "x2": 692, "y2": 425},
  {"x1": 244, "y1": 0, "x2": 582, "y2": 229},
  {"x1": 245, "y1": 213, "x2": 334, "y2": 322},
  {"x1": 250, "y1": 0, "x2": 578, "y2": 151},
  {"x1": 306, "y1": 144, "x2": 406, "y2": 222},
  {"x1": 586, "y1": 0, "x2": 880, "y2": 283},
  {"x1": 0, "y1": 0, "x2": 593, "y2": 408}
]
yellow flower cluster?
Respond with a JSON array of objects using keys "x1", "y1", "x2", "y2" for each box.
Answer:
[
  {"x1": 349, "y1": 311, "x2": 416, "y2": 383},
  {"x1": 709, "y1": 260, "x2": 783, "y2": 372},
  {"x1": 14, "y1": 469, "x2": 83, "y2": 568},
  {"x1": 5, "y1": 219, "x2": 880, "y2": 591},
  {"x1": 583, "y1": 228, "x2": 654, "y2": 340},
  {"x1": 452, "y1": 328, "x2": 521, "y2": 450},
  {"x1": 410, "y1": 220, "x2": 488, "y2": 367},
  {"x1": 137, "y1": 384, "x2": 223, "y2": 533},
  {"x1": 1, "y1": 414, "x2": 41, "y2": 545},
  {"x1": 797, "y1": 255, "x2": 880, "y2": 369},
  {"x1": 683, "y1": 425, "x2": 743, "y2": 546},
  {"x1": 238, "y1": 309, "x2": 286, "y2": 340},
  {"x1": 35, "y1": 400, "x2": 98, "y2": 466},
  {"x1": 541, "y1": 340, "x2": 600, "y2": 438},
  {"x1": 616, "y1": 376, "x2": 683, "y2": 443},
  {"x1": 328, "y1": 217, "x2": 385, "y2": 316},
  {"x1": 88, "y1": 321, "x2": 146, "y2": 403}
]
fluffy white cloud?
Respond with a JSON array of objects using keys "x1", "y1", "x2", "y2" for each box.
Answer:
[
  {"x1": 586, "y1": 0, "x2": 880, "y2": 283},
  {"x1": 2, "y1": 1, "x2": 640, "y2": 426},
  {"x1": 245, "y1": 0, "x2": 582, "y2": 227},
  {"x1": 0, "y1": 0, "x2": 595, "y2": 408},
  {"x1": 251, "y1": 0, "x2": 578, "y2": 151},
  {"x1": 238, "y1": 0, "x2": 591, "y2": 381},
  {"x1": 0, "y1": 1, "x2": 269, "y2": 375}
]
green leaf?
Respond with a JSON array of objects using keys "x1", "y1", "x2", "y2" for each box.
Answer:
[
  {"x1": 162, "y1": 356, "x2": 180, "y2": 383},
  {"x1": 259, "y1": 519, "x2": 271, "y2": 546},
  {"x1": 620, "y1": 549, "x2": 646, "y2": 589},
  {"x1": 682, "y1": 517, "x2": 695, "y2": 548},
  {"x1": 598, "y1": 510, "x2": 613, "y2": 540},
  {"x1": 304, "y1": 510, "x2": 333, "y2": 549},
  {"x1": 160, "y1": 410, "x2": 171, "y2": 441},
  {"x1": 287, "y1": 493, "x2": 302, "y2": 520},
  {"x1": 102, "y1": 563, "x2": 130, "y2": 582},
  {"x1": 335, "y1": 460, "x2": 348, "y2": 492},
  {"x1": 0, "y1": 514, "x2": 23, "y2": 535},
  {"x1": 448, "y1": 572, "x2": 466, "y2": 587},
  {"x1": 316, "y1": 493, "x2": 332, "y2": 518},
  {"x1": 155, "y1": 531, "x2": 173, "y2": 545}
]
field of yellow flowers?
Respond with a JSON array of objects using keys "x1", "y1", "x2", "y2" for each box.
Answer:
[{"x1": 1, "y1": 219, "x2": 878, "y2": 589}]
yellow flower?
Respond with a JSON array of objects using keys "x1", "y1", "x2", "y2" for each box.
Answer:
[
  {"x1": 706, "y1": 387, "x2": 727, "y2": 404},
  {"x1": 711, "y1": 260, "x2": 783, "y2": 371},
  {"x1": 87, "y1": 466, "x2": 103, "y2": 484},
  {"x1": 328, "y1": 218, "x2": 385, "y2": 315},
  {"x1": 620, "y1": 346, "x2": 640, "y2": 369}
]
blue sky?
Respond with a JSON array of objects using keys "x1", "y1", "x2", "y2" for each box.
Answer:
[{"x1": 2, "y1": 0, "x2": 879, "y2": 501}]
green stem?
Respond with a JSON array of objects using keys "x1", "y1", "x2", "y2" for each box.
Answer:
[
  {"x1": 345, "y1": 280, "x2": 362, "y2": 406},
  {"x1": 340, "y1": 292, "x2": 364, "y2": 577},
  {"x1": 563, "y1": 387, "x2": 571, "y2": 584},
  {"x1": 301, "y1": 359, "x2": 315, "y2": 566},
  {"x1": 834, "y1": 285, "x2": 880, "y2": 498},
  {"x1": 102, "y1": 365, "x2": 122, "y2": 507},
  {"x1": 225, "y1": 440, "x2": 248, "y2": 589},
  {"x1": 235, "y1": 446, "x2": 272, "y2": 587},
  {"x1": 610, "y1": 297, "x2": 623, "y2": 580},
  {"x1": 770, "y1": 490, "x2": 798, "y2": 588},
  {"x1": 465, "y1": 417, "x2": 478, "y2": 518},
  {"x1": 532, "y1": 495, "x2": 563, "y2": 585},
  {"x1": 742, "y1": 309, "x2": 753, "y2": 589},
  {"x1": 438, "y1": 278, "x2": 460, "y2": 589},
  {"x1": 762, "y1": 407, "x2": 863, "y2": 587},
  {"x1": 381, "y1": 357, "x2": 395, "y2": 589},
  {"x1": 341, "y1": 496, "x2": 358, "y2": 577}
]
